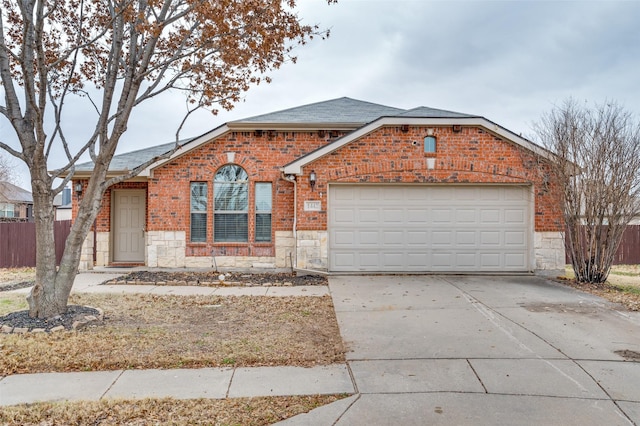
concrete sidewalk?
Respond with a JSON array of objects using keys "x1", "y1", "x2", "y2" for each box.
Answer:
[
  {"x1": 0, "y1": 365, "x2": 354, "y2": 406},
  {"x1": 7, "y1": 270, "x2": 329, "y2": 297}
]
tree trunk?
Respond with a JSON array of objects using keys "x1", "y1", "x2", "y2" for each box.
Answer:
[{"x1": 27, "y1": 179, "x2": 70, "y2": 318}]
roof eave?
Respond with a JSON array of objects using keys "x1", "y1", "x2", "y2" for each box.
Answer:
[
  {"x1": 227, "y1": 122, "x2": 364, "y2": 131},
  {"x1": 140, "y1": 124, "x2": 230, "y2": 176}
]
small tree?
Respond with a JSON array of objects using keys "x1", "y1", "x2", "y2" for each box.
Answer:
[
  {"x1": 535, "y1": 99, "x2": 640, "y2": 283},
  {"x1": 0, "y1": 0, "x2": 334, "y2": 318}
]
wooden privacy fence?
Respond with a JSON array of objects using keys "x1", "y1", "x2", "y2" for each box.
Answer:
[
  {"x1": 0, "y1": 220, "x2": 71, "y2": 268},
  {"x1": 565, "y1": 225, "x2": 640, "y2": 265}
]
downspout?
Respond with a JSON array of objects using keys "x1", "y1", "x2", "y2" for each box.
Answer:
[{"x1": 281, "y1": 173, "x2": 298, "y2": 269}]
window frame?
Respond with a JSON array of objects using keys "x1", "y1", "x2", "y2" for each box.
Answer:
[
  {"x1": 254, "y1": 182, "x2": 272, "y2": 242},
  {"x1": 424, "y1": 135, "x2": 437, "y2": 154},
  {"x1": 214, "y1": 165, "x2": 249, "y2": 243},
  {"x1": 0, "y1": 202, "x2": 15, "y2": 218},
  {"x1": 190, "y1": 182, "x2": 208, "y2": 243}
]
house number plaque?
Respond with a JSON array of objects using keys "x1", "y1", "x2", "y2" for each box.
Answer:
[{"x1": 304, "y1": 200, "x2": 322, "y2": 211}]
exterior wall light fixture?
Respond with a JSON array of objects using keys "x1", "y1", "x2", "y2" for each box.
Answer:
[
  {"x1": 74, "y1": 182, "x2": 83, "y2": 195},
  {"x1": 309, "y1": 170, "x2": 317, "y2": 191}
]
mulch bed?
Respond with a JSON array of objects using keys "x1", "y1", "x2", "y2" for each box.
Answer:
[
  {"x1": 0, "y1": 305, "x2": 100, "y2": 332},
  {"x1": 0, "y1": 280, "x2": 34, "y2": 292},
  {"x1": 105, "y1": 271, "x2": 328, "y2": 287}
]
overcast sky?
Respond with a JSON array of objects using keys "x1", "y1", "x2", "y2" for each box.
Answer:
[{"x1": 3, "y1": 0, "x2": 640, "y2": 188}]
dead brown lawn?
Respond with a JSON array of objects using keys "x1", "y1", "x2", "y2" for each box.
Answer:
[
  {"x1": 0, "y1": 395, "x2": 347, "y2": 426},
  {"x1": 561, "y1": 265, "x2": 640, "y2": 311},
  {"x1": 0, "y1": 293, "x2": 345, "y2": 375},
  {"x1": 0, "y1": 267, "x2": 35, "y2": 285}
]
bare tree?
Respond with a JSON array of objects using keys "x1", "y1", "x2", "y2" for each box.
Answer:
[
  {"x1": 535, "y1": 99, "x2": 640, "y2": 283},
  {"x1": 0, "y1": 152, "x2": 15, "y2": 184},
  {"x1": 0, "y1": 0, "x2": 334, "y2": 318}
]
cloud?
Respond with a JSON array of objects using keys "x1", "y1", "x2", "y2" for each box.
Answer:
[{"x1": 3, "y1": 0, "x2": 640, "y2": 188}]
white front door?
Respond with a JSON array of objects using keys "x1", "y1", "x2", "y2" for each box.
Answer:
[
  {"x1": 113, "y1": 190, "x2": 146, "y2": 263},
  {"x1": 329, "y1": 184, "x2": 532, "y2": 272}
]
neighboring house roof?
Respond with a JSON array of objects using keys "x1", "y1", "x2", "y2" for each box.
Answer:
[
  {"x1": 70, "y1": 97, "x2": 554, "y2": 177},
  {"x1": 0, "y1": 181, "x2": 33, "y2": 204}
]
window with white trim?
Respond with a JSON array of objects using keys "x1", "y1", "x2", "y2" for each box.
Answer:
[
  {"x1": 255, "y1": 182, "x2": 272, "y2": 242},
  {"x1": 214, "y1": 165, "x2": 248, "y2": 242},
  {"x1": 0, "y1": 203, "x2": 15, "y2": 218},
  {"x1": 190, "y1": 182, "x2": 207, "y2": 242},
  {"x1": 424, "y1": 136, "x2": 437, "y2": 153}
]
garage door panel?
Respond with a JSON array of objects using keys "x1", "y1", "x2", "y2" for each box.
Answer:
[
  {"x1": 432, "y1": 209, "x2": 453, "y2": 224},
  {"x1": 382, "y1": 209, "x2": 403, "y2": 223},
  {"x1": 333, "y1": 252, "x2": 355, "y2": 267},
  {"x1": 505, "y1": 231, "x2": 526, "y2": 246},
  {"x1": 329, "y1": 185, "x2": 530, "y2": 272},
  {"x1": 359, "y1": 209, "x2": 379, "y2": 223},
  {"x1": 359, "y1": 231, "x2": 380, "y2": 245},
  {"x1": 479, "y1": 187, "x2": 501, "y2": 200},
  {"x1": 455, "y1": 231, "x2": 477, "y2": 246},
  {"x1": 359, "y1": 253, "x2": 380, "y2": 267},
  {"x1": 407, "y1": 209, "x2": 428, "y2": 223},
  {"x1": 407, "y1": 231, "x2": 428, "y2": 245},
  {"x1": 333, "y1": 208, "x2": 354, "y2": 223},
  {"x1": 455, "y1": 253, "x2": 477, "y2": 267},
  {"x1": 505, "y1": 252, "x2": 527, "y2": 268},
  {"x1": 455, "y1": 209, "x2": 477, "y2": 224},
  {"x1": 406, "y1": 253, "x2": 429, "y2": 267},
  {"x1": 334, "y1": 230, "x2": 355, "y2": 245},
  {"x1": 505, "y1": 209, "x2": 526, "y2": 224},
  {"x1": 359, "y1": 187, "x2": 380, "y2": 200},
  {"x1": 480, "y1": 253, "x2": 501, "y2": 268},
  {"x1": 480, "y1": 231, "x2": 501, "y2": 245},
  {"x1": 431, "y1": 230, "x2": 453, "y2": 246},
  {"x1": 383, "y1": 231, "x2": 404, "y2": 245},
  {"x1": 480, "y1": 209, "x2": 501, "y2": 224}
]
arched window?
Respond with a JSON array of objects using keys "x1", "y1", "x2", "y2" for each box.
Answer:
[{"x1": 214, "y1": 165, "x2": 248, "y2": 242}]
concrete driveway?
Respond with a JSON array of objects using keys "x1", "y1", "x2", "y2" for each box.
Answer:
[{"x1": 283, "y1": 275, "x2": 640, "y2": 425}]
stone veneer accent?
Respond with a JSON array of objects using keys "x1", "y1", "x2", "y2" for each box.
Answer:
[
  {"x1": 95, "y1": 232, "x2": 110, "y2": 267},
  {"x1": 296, "y1": 230, "x2": 328, "y2": 271},
  {"x1": 534, "y1": 231, "x2": 565, "y2": 275},
  {"x1": 146, "y1": 231, "x2": 186, "y2": 267},
  {"x1": 78, "y1": 232, "x2": 94, "y2": 271},
  {"x1": 186, "y1": 255, "x2": 276, "y2": 268},
  {"x1": 275, "y1": 231, "x2": 295, "y2": 268}
]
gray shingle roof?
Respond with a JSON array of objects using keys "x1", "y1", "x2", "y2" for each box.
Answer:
[
  {"x1": 397, "y1": 106, "x2": 477, "y2": 119},
  {"x1": 74, "y1": 98, "x2": 480, "y2": 173},
  {"x1": 75, "y1": 141, "x2": 178, "y2": 172},
  {"x1": 0, "y1": 181, "x2": 32, "y2": 203},
  {"x1": 232, "y1": 97, "x2": 405, "y2": 125}
]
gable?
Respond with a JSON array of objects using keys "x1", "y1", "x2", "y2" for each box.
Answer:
[{"x1": 282, "y1": 116, "x2": 553, "y2": 175}]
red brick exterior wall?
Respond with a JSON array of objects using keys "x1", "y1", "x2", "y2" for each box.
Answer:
[
  {"x1": 72, "y1": 181, "x2": 148, "y2": 232},
  {"x1": 147, "y1": 130, "x2": 347, "y2": 257},
  {"x1": 74, "y1": 125, "x2": 562, "y2": 261},
  {"x1": 294, "y1": 126, "x2": 562, "y2": 232}
]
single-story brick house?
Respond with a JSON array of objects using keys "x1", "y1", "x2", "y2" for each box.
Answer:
[
  {"x1": 72, "y1": 97, "x2": 564, "y2": 274},
  {"x1": 0, "y1": 181, "x2": 34, "y2": 221}
]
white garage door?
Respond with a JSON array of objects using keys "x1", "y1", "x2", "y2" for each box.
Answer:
[{"x1": 329, "y1": 185, "x2": 531, "y2": 272}]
